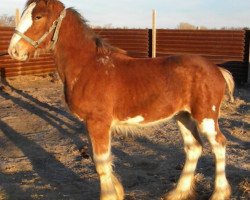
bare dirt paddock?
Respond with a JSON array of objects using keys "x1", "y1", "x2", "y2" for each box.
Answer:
[{"x1": 0, "y1": 74, "x2": 249, "y2": 200}]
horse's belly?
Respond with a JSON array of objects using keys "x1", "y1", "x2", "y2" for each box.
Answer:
[{"x1": 111, "y1": 114, "x2": 175, "y2": 135}]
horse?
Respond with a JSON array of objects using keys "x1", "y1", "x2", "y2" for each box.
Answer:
[{"x1": 8, "y1": 0, "x2": 234, "y2": 199}]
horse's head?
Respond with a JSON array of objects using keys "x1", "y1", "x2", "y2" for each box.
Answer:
[{"x1": 8, "y1": 0, "x2": 65, "y2": 61}]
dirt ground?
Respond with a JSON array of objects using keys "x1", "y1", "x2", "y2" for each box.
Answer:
[{"x1": 0, "y1": 74, "x2": 249, "y2": 200}]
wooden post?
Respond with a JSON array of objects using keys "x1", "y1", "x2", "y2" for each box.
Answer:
[
  {"x1": 248, "y1": 35, "x2": 250, "y2": 83},
  {"x1": 15, "y1": 9, "x2": 20, "y2": 27},
  {"x1": 0, "y1": 68, "x2": 6, "y2": 87},
  {"x1": 152, "y1": 9, "x2": 156, "y2": 58},
  {"x1": 245, "y1": 30, "x2": 250, "y2": 83}
]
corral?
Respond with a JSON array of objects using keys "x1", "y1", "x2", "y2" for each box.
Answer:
[
  {"x1": 0, "y1": 27, "x2": 250, "y2": 82},
  {"x1": 0, "y1": 75, "x2": 249, "y2": 199},
  {"x1": 0, "y1": 20, "x2": 250, "y2": 200}
]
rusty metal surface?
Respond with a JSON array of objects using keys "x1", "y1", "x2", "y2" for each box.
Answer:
[
  {"x1": 94, "y1": 29, "x2": 149, "y2": 58},
  {"x1": 0, "y1": 28, "x2": 149, "y2": 77},
  {"x1": 0, "y1": 27, "x2": 56, "y2": 77},
  {"x1": 0, "y1": 51, "x2": 8, "y2": 56},
  {"x1": 0, "y1": 27, "x2": 249, "y2": 82},
  {"x1": 156, "y1": 29, "x2": 248, "y2": 82}
]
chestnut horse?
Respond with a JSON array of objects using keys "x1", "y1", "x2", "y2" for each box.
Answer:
[{"x1": 8, "y1": 1, "x2": 234, "y2": 199}]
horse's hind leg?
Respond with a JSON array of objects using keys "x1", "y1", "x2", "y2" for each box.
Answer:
[
  {"x1": 199, "y1": 118, "x2": 231, "y2": 200},
  {"x1": 165, "y1": 112, "x2": 202, "y2": 200},
  {"x1": 87, "y1": 118, "x2": 124, "y2": 200}
]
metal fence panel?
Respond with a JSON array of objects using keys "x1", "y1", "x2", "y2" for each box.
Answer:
[
  {"x1": 0, "y1": 27, "x2": 249, "y2": 82},
  {"x1": 156, "y1": 29, "x2": 248, "y2": 82}
]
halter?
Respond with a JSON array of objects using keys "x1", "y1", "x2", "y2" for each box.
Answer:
[{"x1": 15, "y1": 9, "x2": 66, "y2": 50}]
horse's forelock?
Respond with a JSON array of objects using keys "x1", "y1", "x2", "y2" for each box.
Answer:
[
  {"x1": 25, "y1": 0, "x2": 38, "y2": 8},
  {"x1": 25, "y1": 0, "x2": 64, "y2": 9}
]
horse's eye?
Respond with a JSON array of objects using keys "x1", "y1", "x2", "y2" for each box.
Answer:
[{"x1": 35, "y1": 15, "x2": 42, "y2": 20}]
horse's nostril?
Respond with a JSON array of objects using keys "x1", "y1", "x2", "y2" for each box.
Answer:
[
  {"x1": 8, "y1": 45, "x2": 28, "y2": 61},
  {"x1": 9, "y1": 46, "x2": 20, "y2": 59},
  {"x1": 12, "y1": 47, "x2": 20, "y2": 58},
  {"x1": 12, "y1": 48, "x2": 17, "y2": 56}
]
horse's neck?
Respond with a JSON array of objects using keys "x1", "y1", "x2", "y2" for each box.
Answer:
[{"x1": 53, "y1": 10, "x2": 97, "y2": 84}]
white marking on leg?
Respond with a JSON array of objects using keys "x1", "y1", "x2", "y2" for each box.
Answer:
[
  {"x1": 94, "y1": 152, "x2": 116, "y2": 199},
  {"x1": 94, "y1": 152, "x2": 111, "y2": 163},
  {"x1": 212, "y1": 105, "x2": 216, "y2": 112},
  {"x1": 94, "y1": 152, "x2": 124, "y2": 200},
  {"x1": 200, "y1": 118, "x2": 231, "y2": 199},
  {"x1": 177, "y1": 148, "x2": 201, "y2": 191},
  {"x1": 214, "y1": 145, "x2": 228, "y2": 188},
  {"x1": 200, "y1": 118, "x2": 216, "y2": 135},
  {"x1": 178, "y1": 145, "x2": 201, "y2": 191},
  {"x1": 9, "y1": 3, "x2": 36, "y2": 49},
  {"x1": 210, "y1": 143, "x2": 231, "y2": 199},
  {"x1": 169, "y1": 119, "x2": 202, "y2": 198}
]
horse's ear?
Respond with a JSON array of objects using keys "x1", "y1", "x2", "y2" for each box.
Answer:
[{"x1": 25, "y1": 0, "x2": 35, "y2": 8}]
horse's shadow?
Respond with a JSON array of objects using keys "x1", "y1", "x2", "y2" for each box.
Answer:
[
  {"x1": 0, "y1": 81, "x2": 86, "y2": 149},
  {"x1": 220, "y1": 85, "x2": 250, "y2": 148},
  {"x1": 0, "y1": 82, "x2": 249, "y2": 199},
  {"x1": 111, "y1": 119, "x2": 249, "y2": 200},
  {"x1": 220, "y1": 118, "x2": 250, "y2": 148},
  {"x1": 0, "y1": 83, "x2": 99, "y2": 199},
  {"x1": 0, "y1": 120, "x2": 98, "y2": 200}
]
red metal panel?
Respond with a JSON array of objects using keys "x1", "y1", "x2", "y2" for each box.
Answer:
[
  {"x1": 156, "y1": 29, "x2": 247, "y2": 82},
  {"x1": 94, "y1": 29, "x2": 149, "y2": 58},
  {"x1": 0, "y1": 27, "x2": 248, "y2": 82},
  {"x1": 0, "y1": 28, "x2": 149, "y2": 77},
  {"x1": 0, "y1": 27, "x2": 56, "y2": 77}
]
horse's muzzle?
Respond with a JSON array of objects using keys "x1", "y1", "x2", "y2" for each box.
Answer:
[{"x1": 8, "y1": 44, "x2": 29, "y2": 61}]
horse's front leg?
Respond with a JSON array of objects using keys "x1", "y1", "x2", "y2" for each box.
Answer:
[{"x1": 87, "y1": 117, "x2": 124, "y2": 200}]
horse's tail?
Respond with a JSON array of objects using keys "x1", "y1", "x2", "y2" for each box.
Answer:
[{"x1": 219, "y1": 67, "x2": 235, "y2": 103}]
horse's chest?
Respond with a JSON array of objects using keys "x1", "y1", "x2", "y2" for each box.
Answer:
[{"x1": 65, "y1": 79, "x2": 112, "y2": 119}]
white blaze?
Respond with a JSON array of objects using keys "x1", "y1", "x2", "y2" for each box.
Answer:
[{"x1": 9, "y1": 3, "x2": 36, "y2": 48}]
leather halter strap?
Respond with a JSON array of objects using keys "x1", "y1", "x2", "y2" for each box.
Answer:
[{"x1": 15, "y1": 9, "x2": 66, "y2": 50}]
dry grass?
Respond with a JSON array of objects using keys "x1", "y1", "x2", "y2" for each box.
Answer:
[
  {"x1": 238, "y1": 179, "x2": 250, "y2": 197},
  {"x1": 0, "y1": 75, "x2": 249, "y2": 200}
]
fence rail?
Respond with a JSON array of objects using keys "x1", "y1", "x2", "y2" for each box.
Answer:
[
  {"x1": 156, "y1": 29, "x2": 249, "y2": 82},
  {"x1": 94, "y1": 29, "x2": 149, "y2": 58},
  {"x1": 0, "y1": 27, "x2": 249, "y2": 82}
]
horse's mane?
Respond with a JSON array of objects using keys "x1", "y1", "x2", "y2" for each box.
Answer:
[
  {"x1": 69, "y1": 8, "x2": 127, "y2": 56},
  {"x1": 25, "y1": 0, "x2": 127, "y2": 56},
  {"x1": 94, "y1": 36, "x2": 127, "y2": 55}
]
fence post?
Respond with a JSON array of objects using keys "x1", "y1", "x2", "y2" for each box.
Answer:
[
  {"x1": 15, "y1": 9, "x2": 20, "y2": 26},
  {"x1": 152, "y1": 9, "x2": 156, "y2": 58},
  {"x1": 244, "y1": 30, "x2": 250, "y2": 83},
  {"x1": 247, "y1": 30, "x2": 250, "y2": 83},
  {"x1": 0, "y1": 68, "x2": 6, "y2": 87}
]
